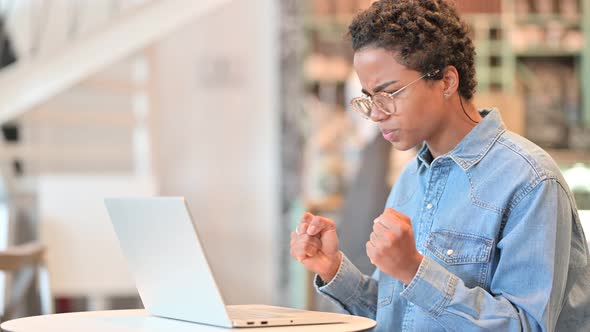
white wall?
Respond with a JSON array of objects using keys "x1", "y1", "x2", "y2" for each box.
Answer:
[
  {"x1": 151, "y1": 0, "x2": 279, "y2": 305},
  {"x1": 39, "y1": 175, "x2": 156, "y2": 298}
]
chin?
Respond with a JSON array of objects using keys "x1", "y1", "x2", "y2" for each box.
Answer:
[{"x1": 390, "y1": 140, "x2": 420, "y2": 151}]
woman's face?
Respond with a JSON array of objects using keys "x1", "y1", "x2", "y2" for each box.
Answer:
[{"x1": 353, "y1": 47, "x2": 446, "y2": 151}]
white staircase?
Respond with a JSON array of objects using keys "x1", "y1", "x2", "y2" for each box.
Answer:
[{"x1": 0, "y1": 0, "x2": 231, "y2": 124}]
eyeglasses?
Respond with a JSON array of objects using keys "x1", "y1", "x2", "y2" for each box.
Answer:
[{"x1": 350, "y1": 69, "x2": 440, "y2": 120}]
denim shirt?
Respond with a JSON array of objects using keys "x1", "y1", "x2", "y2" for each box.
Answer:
[{"x1": 316, "y1": 110, "x2": 590, "y2": 331}]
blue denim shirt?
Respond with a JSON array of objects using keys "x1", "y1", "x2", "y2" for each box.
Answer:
[{"x1": 316, "y1": 110, "x2": 590, "y2": 331}]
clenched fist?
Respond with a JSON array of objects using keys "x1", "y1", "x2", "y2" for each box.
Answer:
[
  {"x1": 366, "y1": 208, "x2": 423, "y2": 285},
  {"x1": 290, "y1": 212, "x2": 343, "y2": 283}
]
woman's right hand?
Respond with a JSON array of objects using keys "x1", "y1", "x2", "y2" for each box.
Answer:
[{"x1": 290, "y1": 212, "x2": 342, "y2": 283}]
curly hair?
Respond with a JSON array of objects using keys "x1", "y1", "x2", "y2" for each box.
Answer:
[{"x1": 348, "y1": 0, "x2": 477, "y2": 99}]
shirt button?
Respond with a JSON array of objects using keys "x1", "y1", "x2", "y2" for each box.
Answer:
[
  {"x1": 446, "y1": 249, "x2": 454, "y2": 256},
  {"x1": 426, "y1": 203, "x2": 433, "y2": 209}
]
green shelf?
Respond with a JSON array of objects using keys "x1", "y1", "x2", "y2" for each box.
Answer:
[
  {"x1": 475, "y1": 41, "x2": 506, "y2": 56},
  {"x1": 514, "y1": 14, "x2": 581, "y2": 28},
  {"x1": 467, "y1": 0, "x2": 590, "y2": 126},
  {"x1": 514, "y1": 49, "x2": 582, "y2": 57}
]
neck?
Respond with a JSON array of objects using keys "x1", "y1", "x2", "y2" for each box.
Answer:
[{"x1": 426, "y1": 96, "x2": 482, "y2": 158}]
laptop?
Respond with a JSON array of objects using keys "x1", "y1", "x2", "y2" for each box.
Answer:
[{"x1": 104, "y1": 197, "x2": 352, "y2": 328}]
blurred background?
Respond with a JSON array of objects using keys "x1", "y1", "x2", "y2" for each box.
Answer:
[{"x1": 0, "y1": 0, "x2": 588, "y2": 322}]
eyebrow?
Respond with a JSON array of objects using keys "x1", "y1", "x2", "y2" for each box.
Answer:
[{"x1": 361, "y1": 80, "x2": 398, "y2": 96}]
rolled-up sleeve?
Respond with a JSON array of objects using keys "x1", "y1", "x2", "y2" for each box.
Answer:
[{"x1": 315, "y1": 254, "x2": 378, "y2": 319}]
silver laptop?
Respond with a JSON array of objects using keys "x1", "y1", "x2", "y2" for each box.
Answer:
[{"x1": 104, "y1": 197, "x2": 351, "y2": 328}]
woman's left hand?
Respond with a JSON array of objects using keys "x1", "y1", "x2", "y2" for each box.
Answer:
[{"x1": 366, "y1": 208, "x2": 423, "y2": 285}]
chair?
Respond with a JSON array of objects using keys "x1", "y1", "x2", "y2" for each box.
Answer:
[{"x1": 0, "y1": 241, "x2": 53, "y2": 321}]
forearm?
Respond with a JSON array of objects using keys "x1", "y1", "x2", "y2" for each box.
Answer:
[{"x1": 315, "y1": 254, "x2": 378, "y2": 319}]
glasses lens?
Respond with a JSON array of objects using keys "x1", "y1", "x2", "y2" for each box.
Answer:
[
  {"x1": 373, "y1": 93, "x2": 395, "y2": 115},
  {"x1": 351, "y1": 98, "x2": 373, "y2": 119}
]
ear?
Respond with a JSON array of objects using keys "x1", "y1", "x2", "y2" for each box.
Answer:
[{"x1": 442, "y1": 66, "x2": 460, "y2": 98}]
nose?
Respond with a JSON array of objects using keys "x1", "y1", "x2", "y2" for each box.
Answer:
[{"x1": 369, "y1": 104, "x2": 390, "y2": 122}]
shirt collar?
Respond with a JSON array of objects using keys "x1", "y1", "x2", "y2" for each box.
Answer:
[{"x1": 416, "y1": 109, "x2": 506, "y2": 171}]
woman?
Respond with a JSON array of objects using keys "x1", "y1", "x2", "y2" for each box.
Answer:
[{"x1": 290, "y1": 1, "x2": 590, "y2": 331}]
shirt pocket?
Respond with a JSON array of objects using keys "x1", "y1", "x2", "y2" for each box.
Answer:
[{"x1": 424, "y1": 230, "x2": 494, "y2": 288}]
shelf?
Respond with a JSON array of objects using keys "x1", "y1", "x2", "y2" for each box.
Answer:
[
  {"x1": 303, "y1": 16, "x2": 350, "y2": 31},
  {"x1": 514, "y1": 48, "x2": 582, "y2": 57},
  {"x1": 546, "y1": 149, "x2": 590, "y2": 167},
  {"x1": 475, "y1": 67, "x2": 505, "y2": 83},
  {"x1": 475, "y1": 41, "x2": 505, "y2": 56},
  {"x1": 463, "y1": 13, "x2": 503, "y2": 26},
  {"x1": 514, "y1": 14, "x2": 581, "y2": 28}
]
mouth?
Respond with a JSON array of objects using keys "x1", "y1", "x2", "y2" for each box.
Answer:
[{"x1": 381, "y1": 129, "x2": 400, "y2": 142}]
